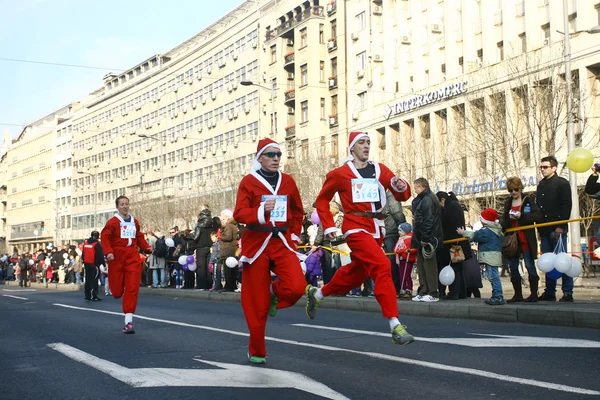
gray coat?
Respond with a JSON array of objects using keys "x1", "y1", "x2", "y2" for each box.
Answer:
[{"x1": 383, "y1": 191, "x2": 405, "y2": 238}]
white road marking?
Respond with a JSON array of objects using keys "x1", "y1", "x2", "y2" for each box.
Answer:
[
  {"x1": 3, "y1": 289, "x2": 36, "y2": 292},
  {"x1": 47, "y1": 343, "x2": 348, "y2": 400},
  {"x1": 52, "y1": 303, "x2": 600, "y2": 396},
  {"x1": 3, "y1": 294, "x2": 29, "y2": 300},
  {"x1": 292, "y1": 324, "x2": 600, "y2": 348}
]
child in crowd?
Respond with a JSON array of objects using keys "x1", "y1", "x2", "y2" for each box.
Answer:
[
  {"x1": 304, "y1": 248, "x2": 323, "y2": 287},
  {"x1": 457, "y1": 208, "x2": 505, "y2": 305},
  {"x1": 394, "y1": 222, "x2": 417, "y2": 299},
  {"x1": 209, "y1": 232, "x2": 221, "y2": 291},
  {"x1": 45, "y1": 264, "x2": 54, "y2": 287}
]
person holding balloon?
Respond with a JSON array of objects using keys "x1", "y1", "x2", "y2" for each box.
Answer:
[
  {"x1": 536, "y1": 155, "x2": 574, "y2": 302},
  {"x1": 233, "y1": 137, "x2": 307, "y2": 364}
]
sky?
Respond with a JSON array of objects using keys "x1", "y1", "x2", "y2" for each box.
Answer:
[{"x1": 0, "y1": 0, "x2": 244, "y2": 138}]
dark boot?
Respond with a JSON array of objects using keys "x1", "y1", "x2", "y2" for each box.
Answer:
[
  {"x1": 507, "y1": 278, "x2": 524, "y2": 303},
  {"x1": 524, "y1": 276, "x2": 539, "y2": 302}
]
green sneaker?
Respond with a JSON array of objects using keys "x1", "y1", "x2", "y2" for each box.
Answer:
[
  {"x1": 248, "y1": 354, "x2": 266, "y2": 364},
  {"x1": 269, "y1": 295, "x2": 278, "y2": 317},
  {"x1": 305, "y1": 284, "x2": 322, "y2": 320},
  {"x1": 391, "y1": 324, "x2": 415, "y2": 345}
]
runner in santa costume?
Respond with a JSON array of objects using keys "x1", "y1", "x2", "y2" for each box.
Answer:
[
  {"x1": 101, "y1": 195, "x2": 152, "y2": 334},
  {"x1": 233, "y1": 138, "x2": 307, "y2": 364},
  {"x1": 305, "y1": 131, "x2": 415, "y2": 345}
]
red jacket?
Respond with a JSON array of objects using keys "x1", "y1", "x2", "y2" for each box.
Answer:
[
  {"x1": 234, "y1": 171, "x2": 304, "y2": 264},
  {"x1": 100, "y1": 214, "x2": 151, "y2": 256},
  {"x1": 395, "y1": 234, "x2": 417, "y2": 264},
  {"x1": 316, "y1": 161, "x2": 411, "y2": 239}
]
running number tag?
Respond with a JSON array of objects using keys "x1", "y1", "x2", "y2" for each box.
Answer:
[
  {"x1": 262, "y1": 195, "x2": 288, "y2": 222},
  {"x1": 120, "y1": 222, "x2": 136, "y2": 239},
  {"x1": 352, "y1": 178, "x2": 380, "y2": 203}
]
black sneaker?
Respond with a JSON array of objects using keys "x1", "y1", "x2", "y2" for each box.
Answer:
[
  {"x1": 538, "y1": 292, "x2": 557, "y2": 301},
  {"x1": 91, "y1": 297, "x2": 102, "y2": 302},
  {"x1": 559, "y1": 294, "x2": 574, "y2": 302}
]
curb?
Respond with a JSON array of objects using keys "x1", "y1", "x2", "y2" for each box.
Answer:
[{"x1": 3, "y1": 281, "x2": 599, "y2": 329}]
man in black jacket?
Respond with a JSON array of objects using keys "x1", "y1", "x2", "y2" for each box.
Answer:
[
  {"x1": 536, "y1": 155, "x2": 573, "y2": 302},
  {"x1": 411, "y1": 178, "x2": 443, "y2": 302},
  {"x1": 192, "y1": 208, "x2": 216, "y2": 289},
  {"x1": 82, "y1": 231, "x2": 105, "y2": 301}
]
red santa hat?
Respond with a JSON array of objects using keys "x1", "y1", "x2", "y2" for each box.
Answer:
[
  {"x1": 343, "y1": 131, "x2": 369, "y2": 163},
  {"x1": 252, "y1": 138, "x2": 281, "y2": 170},
  {"x1": 480, "y1": 208, "x2": 499, "y2": 225}
]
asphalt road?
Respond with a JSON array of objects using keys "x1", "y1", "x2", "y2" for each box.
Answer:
[{"x1": 1, "y1": 288, "x2": 599, "y2": 400}]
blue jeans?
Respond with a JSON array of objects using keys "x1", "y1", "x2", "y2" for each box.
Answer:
[
  {"x1": 75, "y1": 271, "x2": 81, "y2": 284},
  {"x1": 487, "y1": 265, "x2": 503, "y2": 298},
  {"x1": 152, "y1": 269, "x2": 167, "y2": 287},
  {"x1": 508, "y1": 250, "x2": 538, "y2": 278},
  {"x1": 540, "y1": 232, "x2": 574, "y2": 296},
  {"x1": 174, "y1": 269, "x2": 182, "y2": 286}
]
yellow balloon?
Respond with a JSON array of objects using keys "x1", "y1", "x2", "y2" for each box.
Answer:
[{"x1": 566, "y1": 148, "x2": 594, "y2": 173}]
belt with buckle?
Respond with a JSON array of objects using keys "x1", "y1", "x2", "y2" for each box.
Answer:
[{"x1": 347, "y1": 211, "x2": 384, "y2": 219}]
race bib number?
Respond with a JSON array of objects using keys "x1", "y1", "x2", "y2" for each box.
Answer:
[
  {"x1": 351, "y1": 178, "x2": 380, "y2": 203},
  {"x1": 120, "y1": 222, "x2": 136, "y2": 239},
  {"x1": 262, "y1": 195, "x2": 288, "y2": 222}
]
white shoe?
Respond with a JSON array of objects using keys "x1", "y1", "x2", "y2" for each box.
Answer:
[
  {"x1": 422, "y1": 295, "x2": 439, "y2": 303},
  {"x1": 412, "y1": 295, "x2": 424, "y2": 302}
]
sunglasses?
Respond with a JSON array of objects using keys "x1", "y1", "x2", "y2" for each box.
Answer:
[
  {"x1": 508, "y1": 188, "x2": 520, "y2": 193},
  {"x1": 262, "y1": 151, "x2": 282, "y2": 158},
  {"x1": 539, "y1": 165, "x2": 552, "y2": 170},
  {"x1": 169, "y1": 231, "x2": 176, "y2": 234}
]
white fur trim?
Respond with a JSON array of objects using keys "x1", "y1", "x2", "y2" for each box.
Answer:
[
  {"x1": 251, "y1": 159, "x2": 262, "y2": 171},
  {"x1": 323, "y1": 227, "x2": 338, "y2": 237},
  {"x1": 256, "y1": 143, "x2": 281, "y2": 160},
  {"x1": 258, "y1": 202, "x2": 267, "y2": 224},
  {"x1": 291, "y1": 233, "x2": 301, "y2": 242},
  {"x1": 348, "y1": 132, "x2": 369, "y2": 156},
  {"x1": 390, "y1": 177, "x2": 408, "y2": 193},
  {"x1": 480, "y1": 216, "x2": 498, "y2": 225}
]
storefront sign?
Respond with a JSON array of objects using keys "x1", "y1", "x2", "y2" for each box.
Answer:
[
  {"x1": 383, "y1": 80, "x2": 468, "y2": 120},
  {"x1": 451, "y1": 175, "x2": 538, "y2": 195}
]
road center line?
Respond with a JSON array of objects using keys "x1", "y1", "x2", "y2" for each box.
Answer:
[
  {"x1": 3, "y1": 294, "x2": 29, "y2": 300},
  {"x1": 52, "y1": 303, "x2": 600, "y2": 396},
  {"x1": 3, "y1": 289, "x2": 36, "y2": 292}
]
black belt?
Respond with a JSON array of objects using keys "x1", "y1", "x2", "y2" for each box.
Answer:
[
  {"x1": 347, "y1": 211, "x2": 384, "y2": 219},
  {"x1": 246, "y1": 225, "x2": 288, "y2": 236}
]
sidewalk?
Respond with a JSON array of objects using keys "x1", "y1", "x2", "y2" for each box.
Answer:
[{"x1": 3, "y1": 278, "x2": 599, "y2": 329}]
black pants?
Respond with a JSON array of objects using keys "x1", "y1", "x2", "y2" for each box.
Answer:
[
  {"x1": 195, "y1": 247, "x2": 212, "y2": 289},
  {"x1": 384, "y1": 236, "x2": 400, "y2": 294},
  {"x1": 19, "y1": 269, "x2": 28, "y2": 287},
  {"x1": 446, "y1": 262, "x2": 466, "y2": 299},
  {"x1": 84, "y1": 264, "x2": 99, "y2": 300},
  {"x1": 224, "y1": 262, "x2": 238, "y2": 291},
  {"x1": 321, "y1": 248, "x2": 334, "y2": 285}
]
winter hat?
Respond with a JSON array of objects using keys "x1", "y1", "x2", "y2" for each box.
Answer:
[
  {"x1": 480, "y1": 208, "x2": 499, "y2": 225},
  {"x1": 398, "y1": 222, "x2": 412, "y2": 235},
  {"x1": 252, "y1": 138, "x2": 281, "y2": 170},
  {"x1": 220, "y1": 209, "x2": 233, "y2": 219},
  {"x1": 342, "y1": 131, "x2": 369, "y2": 164}
]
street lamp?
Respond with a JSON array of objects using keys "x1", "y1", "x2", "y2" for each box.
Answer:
[
  {"x1": 41, "y1": 184, "x2": 59, "y2": 246},
  {"x1": 560, "y1": 0, "x2": 600, "y2": 255},
  {"x1": 241, "y1": 80, "x2": 277, "y2": 136},
  {"x1": 138, "y1": 133, "x2": 165, "y2": 231},
  {"x1": 77, "y1": 167, "x2": 98, "y2": 231}
]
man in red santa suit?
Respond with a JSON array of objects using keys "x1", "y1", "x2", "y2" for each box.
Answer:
[
  {"x1": 233, "y1": 138, "x2": 307, "y2": 364},
  {"x1": 101, "y1": 195, "x2": 153, "y2": 334},
  {"x1": 306, "y1": 131, "x2": 415, "y2": 345}
]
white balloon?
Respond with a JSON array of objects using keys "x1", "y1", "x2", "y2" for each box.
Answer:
[
  {"x1": 75, "y1": 249, "x2": 82, "y2": 256},
  {"x1": 554, "y1": 252, "x2": 572, "y2": 273},
  {"x1": 28, "y1": 259, "x2": 34, "y2": 265},
  {"x1": 439, "y1": 265, "x2": 455, "y2": 286},
  {"x1": 567, "y1": 257, "x2": 582, "y2": 278},
  {"x1": 187, "y1": 262, "x2": 197, "y2": 272},
  {"x1": 300, "y1": 261, "x2": 307, "y2": 274},
  {"x1": 0, "y1": 256, "x2": 7, "y2": 262},
  {"x1": 225, "y1": 257, "x2": 238, "y2": 268},
  {"x1": 178, "y1": 255, "x2": 188, "y2": 265},
  {"x1": 63, "y1": 258, "x2": 69, "y2": 265},
  {"x1": 99, "y1": 264, "x2": 108, "y2": 274},
  {"x1": 33, "y1": 230, "x2": 39, "y2": 236},
  {"x1": 537, "y1": 252, "x2": 556, "y2": 273},
  {"x1": 63, "y1": 253, "x2": 69, "y2": 259},
  {"x1": 165, "y1": 238, "x2": 175, "y2": 248}
]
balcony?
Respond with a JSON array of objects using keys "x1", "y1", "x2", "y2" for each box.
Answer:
[
  {"x1": 328, "y1": 76, "x2": 338, "y2": 89},
  {"x1": 329, "y1": 115, "x2": 338, "y2": 128},
  {"x1": 284, "y1": 51, "x2": 295, "y2": 70},
  {"x1": 264, "y1": 6, "x2": 325, "y2": 41},
  {"x1": 326, "y1": 1, "x2": 336, "y2": 15},
  {"x1": 327, "y1": 38, "x2": 337, "y2": 51},
  {"x1": 285, "y1": 124, "x2": 296, "y2": 139},
  {"x1": 284, "y1": 89, "x2": 296, "y2": 106}
]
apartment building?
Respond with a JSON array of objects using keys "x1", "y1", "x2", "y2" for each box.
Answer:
[{"x1": 5, "y1": 103, "x2": 78, "y2": 253}]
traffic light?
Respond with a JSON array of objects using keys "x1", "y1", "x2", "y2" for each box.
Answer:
[{"x1": 40, "y1": 221, "x2": 45, "y2": 231}]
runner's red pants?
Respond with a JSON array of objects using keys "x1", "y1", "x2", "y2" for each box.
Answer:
[
  {"x1": 322, "y1": 232, "x2": 399, "y2": 318},
  {"x1": 241, "y1": 239, "x2": 306, "y2": 358},
  {"x1": 108, "y1": 246, "x2": 142, "y2": 314}
]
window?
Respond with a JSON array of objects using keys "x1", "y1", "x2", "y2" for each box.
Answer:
[
  {"x1": 331, "y1": 19, "x2": 337, "y2": 39},
  {"x1": 270, "y1": 45, "x2": 277, "y2": 64},
  {"x1": 476, "y1": 49, "x2": 483, "y2": 64},
  {"x1": 331, "y1": 95, "x2": 338, "y2": 115},
  {"x1": 356, "y1": 91, "x2": 366, "y2": 111},
  {"x1": 355, "y1": 11, "x2": 366, "y2": 32},
  {"x1": 568, "y1": 13, "x2": 577, "y2": 34},
  {"x1": 320, "y1": 98, "x2": 326, "y2": 119},
  {"x1": 356, "y1": 52, "x2": 367, "y2": 72},
  {"x1": 542, "y1": 23, "x2": 550, "y2": 41},
  {"x1": 597, "y1": 3, "x2": 600, "y2": 26},
  {"x1": 320, "y1": 61, "x2": 325, "y2": 81},
  {"x1": 319, "y1": 24, "x2": 324, "y2": 43},
  {"x1": 300, "y1": 28, "x2": 308, "y2": 47},
  {"x1": 519, "y1": 33, "x2": 527, "y2": 53},
  {"x1": 301, "y1": 139, "x2": 309, "y2": 159},
  {"x1": 331, "y1": 57, "x2": 338, "y2": 76},
  {"x1": 300, "y1": 64, "x2": 308, "y2": 86},
  {"x1": 497, "y1": 41, "x2": 504, "y2": 61},
  {"x1": 301, "y1": 101, "x2": 308, "y2": 123}
]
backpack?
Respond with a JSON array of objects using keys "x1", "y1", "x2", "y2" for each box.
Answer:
[
  {"x1": 153, "y1": 235, "x2": 168, "y2": 258},
  {"x1": 83, "y1": 241, "x2": 96, "y2": 264}
]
